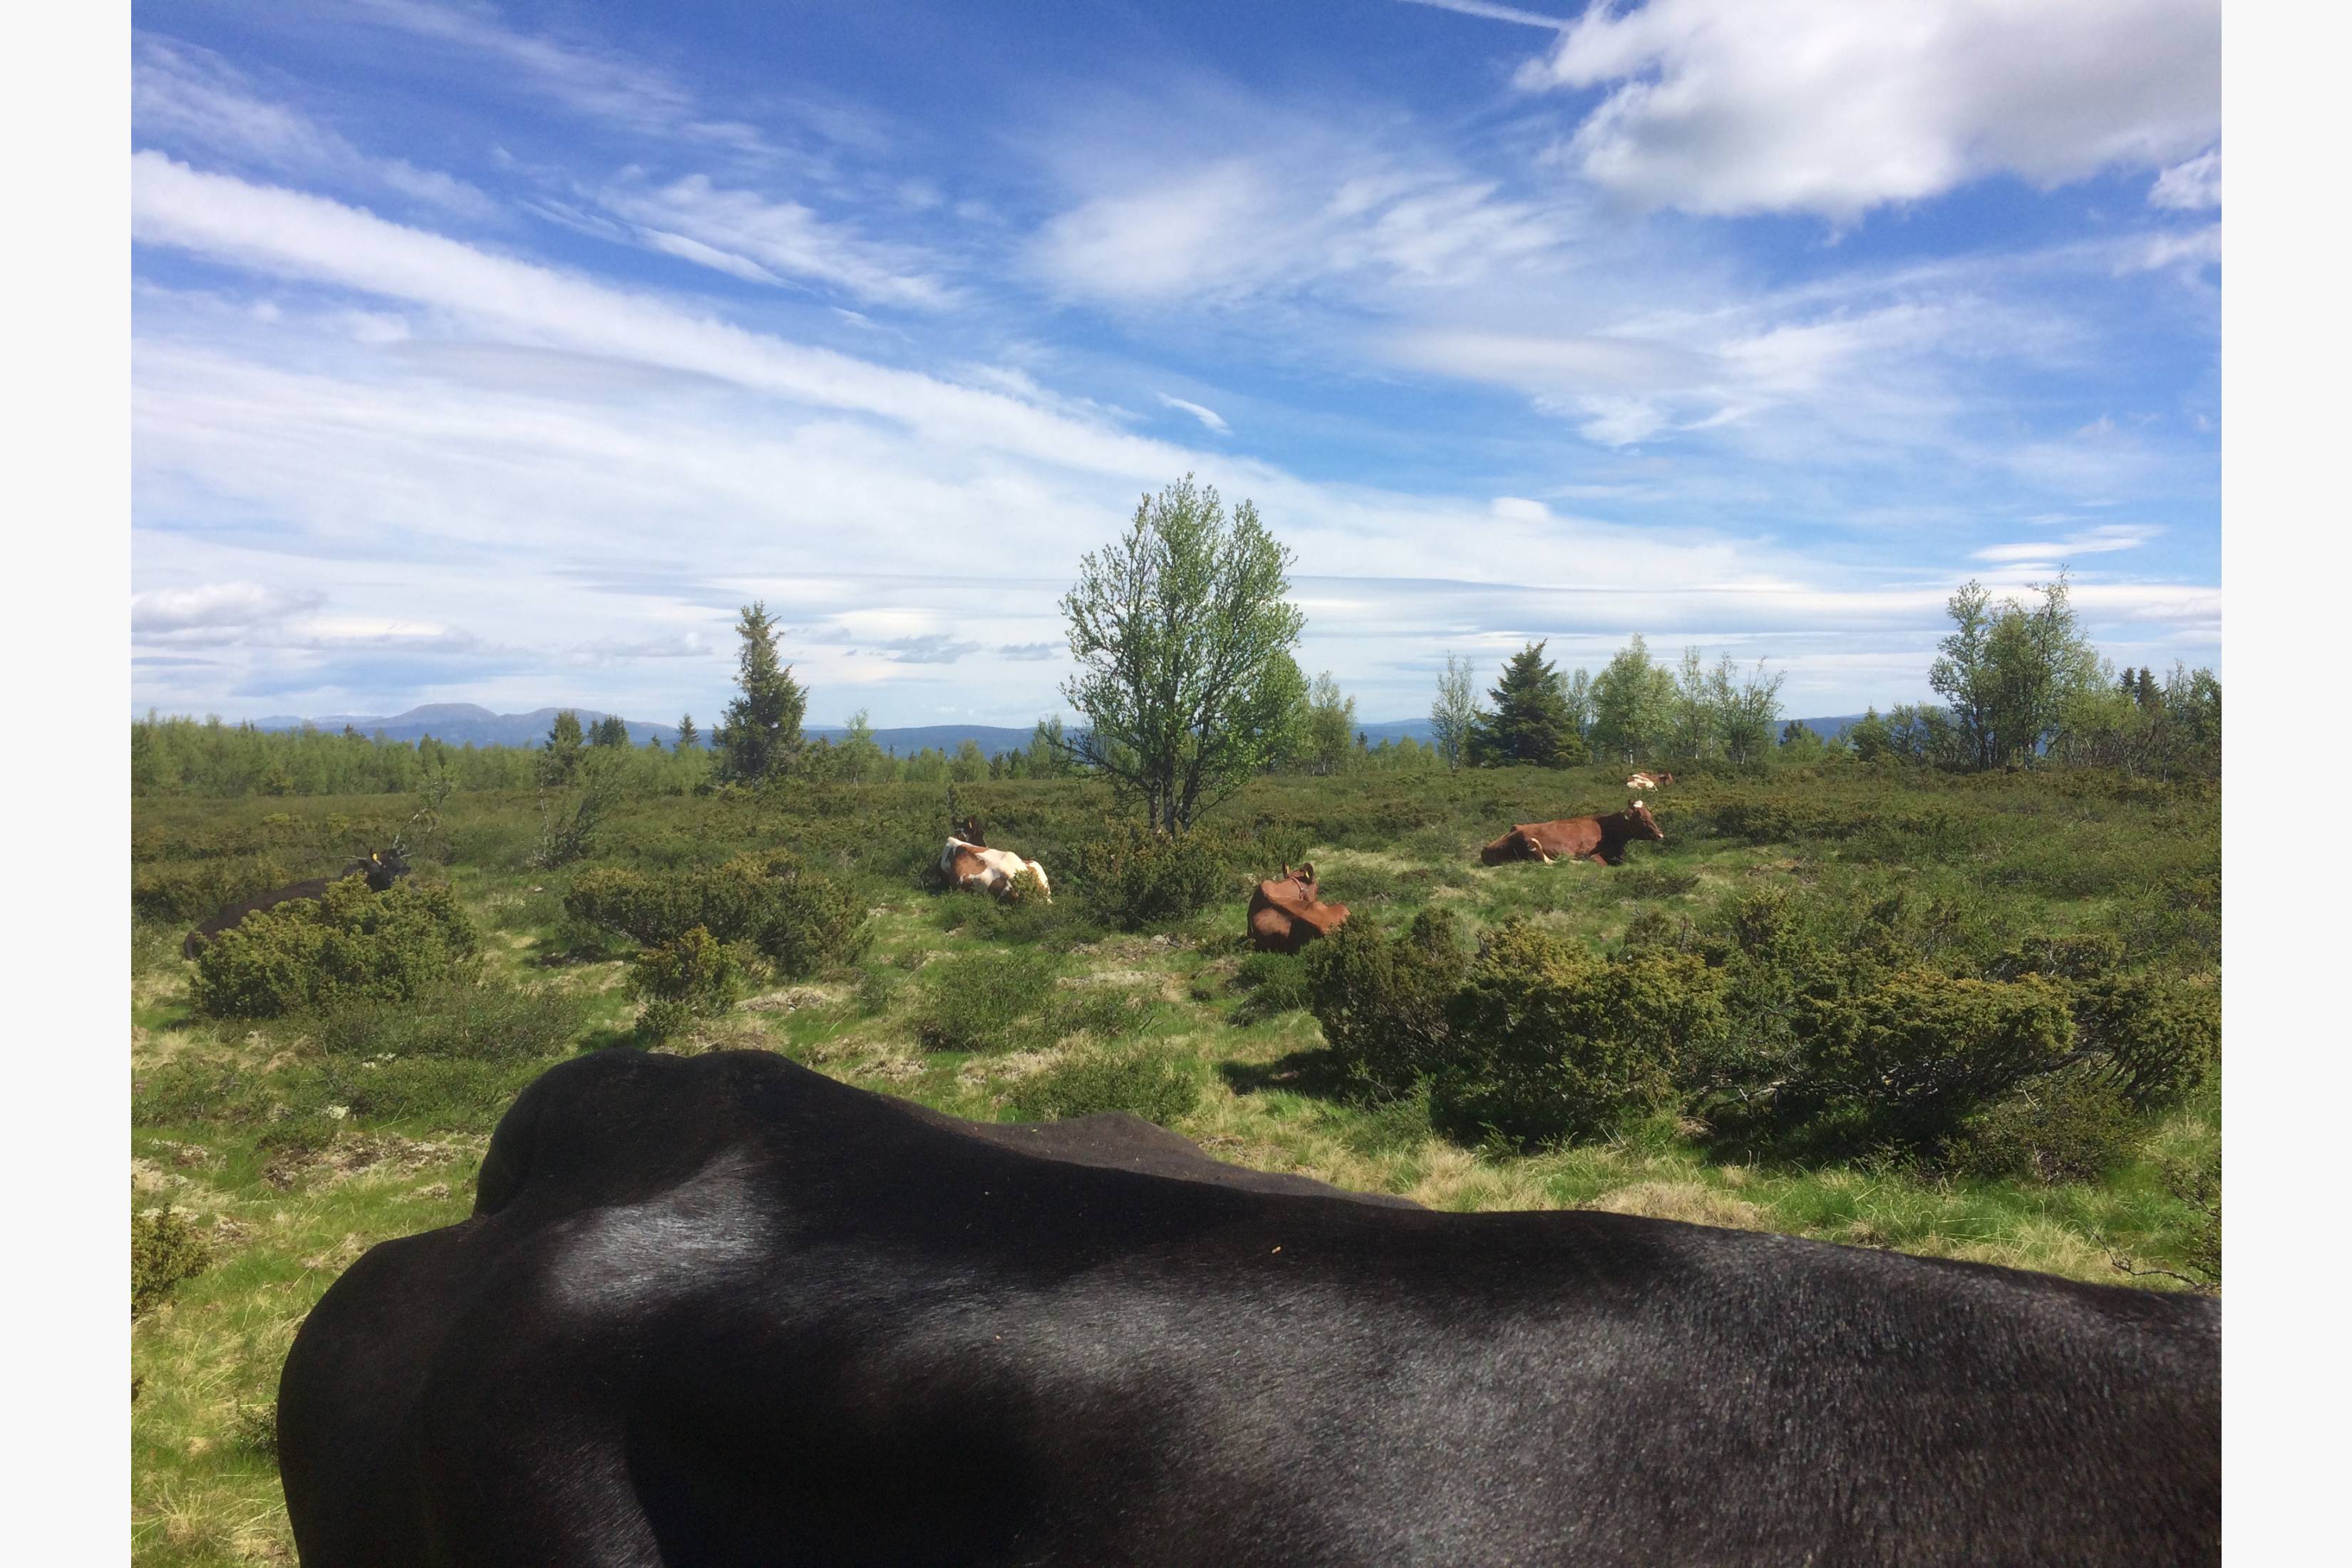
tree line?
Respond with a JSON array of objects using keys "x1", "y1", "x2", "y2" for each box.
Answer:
[{"x1": 131, "y1": 477, "x2": 2217, "y2": 805}]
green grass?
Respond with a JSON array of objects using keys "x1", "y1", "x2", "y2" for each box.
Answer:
[{"x1": 129, "y1": 765, "x2": 2220, "y2": 1562}]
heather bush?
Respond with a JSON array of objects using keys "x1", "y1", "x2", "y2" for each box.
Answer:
[
  {"x1": 1435, "y1": 922, "x2": 1727, "y2": 1147},
  {"x1": 565, "y1": 850, "x2": 865, "y2": 976},
  {"x1": 315, "y1": 978, "x2": 585, "y2": 1061},
  {"x1": 1230, "y1": 949, "x2": 1313, "y2": 1020},
  {"x1": 132, "y1": 1207, "x2": 212, "y2": 1319},
  {"x1": 1302, "y1": 908, "x2": 1470, "y2": 1095},
  {"x1": 1070, "y1": 821, "x2": 1230, "y2": 929},
  {"x1": 913, "y1": 949, "x2": 1062, "y2": 1053},
  {"x1": 1945, "y1": 1068, "x2": 2144, "y2": 1185},
  {"x1": 189, "y1": 877, "x2": 479, "y2": 1018},
  {"x1": 629, "y1": 927, "x2": 748, "y2": 1039},
  {"x1": 131, "y1": 855, "x2": 293, "y2": 922},
  {"x1": 2070, "y1": 972, "x2": 2219, "y2": 1108},
  {"x1": 1794, "y1": 968, "x2": 2075, "y2": 1127}
]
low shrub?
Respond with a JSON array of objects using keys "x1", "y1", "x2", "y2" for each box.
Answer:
[
  {"x1": 1434, "y1": 923, "x2": 1726, "y2": 1147},
  {"x1": 189, "y1": 878, "x2": 480, "y2": 1019},
  {"x1": 2072, "y1": 972, "x2": 2219, "y2": 1108},
  {"x1": 1070, "y1": 822, "x2": 1229, "y2": 929},
  {"x1": 913, "y1": 949, "x2": 1062, "y2": 1053},
  {"x1": 132, "y1": 1207, "x2": 212, "y2": 1319},
  {"x1": 1945, "y1": 1068, "x2": 2145, "y2": 1185},
  {"x1": 629, "y1": 927, "x2": 748, "y2": 1038},
  {"x1": 1795, "y1": 968, "x2": 2075, "y2": 1127},
  {"x1": 564, "y1": 851, "x2": 865, "y2": 977},
  {"x1": 1981, "y1": 933, "x2": 2126, "y2": 983},
  {"x1": 315, "y1": 979, "x2": 586, "y2": 1062},
  {"x1": 1613, "y1": 867, "x2": 1701, "y2": 901},
  {"x1": 1303, "y1": 908, "x2": 1470, "y2": 1095},
  {"x1": 1009, "y1": 1044, "x2": 1202, "y2": 1126},
  {"x1": 131, "y1": 856, "x2": 292, "y2": 922},
  {"x1": 227, "y1": 1401, "x2": 279, "y2": 1460}
]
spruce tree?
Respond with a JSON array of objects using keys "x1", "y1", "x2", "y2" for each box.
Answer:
[
  {"x1": 1468, "y1": 641, "x2": 1586, "y2": 768},
  {"x1": 677, "y1": 713, "x2": 698, "y2": 749},
  {"x1": 715, "y1": 602, "x2": 807, "y2": 785},
  {"x1": 540, "y1": 710, "x2": 584, "y2": 784}
]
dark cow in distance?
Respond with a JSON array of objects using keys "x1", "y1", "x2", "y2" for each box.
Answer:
[
  {"x1": 1482, "y1": 800, "x2": 1666, "y2": 866},
  {"x1": 280, "y1": 1049, "x2": 2218, "y2": 1567},
  {"x1": 182, "y1": 850, "x2": 410, "y2": 959},
  {"x1": 1247, "y1": 862, "x2": 1350, "y2": 954}
]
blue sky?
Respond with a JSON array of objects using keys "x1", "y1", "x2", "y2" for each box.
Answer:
[{"x1": 128, "y1": 0, "x2": 2221, "y2": 726}]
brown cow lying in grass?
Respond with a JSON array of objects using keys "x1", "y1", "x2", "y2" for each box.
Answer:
[
  {"x1": 937, "y1": 816, "x2": 1051, "y2": 902},
  {"x1": 1247, "y1": 863, "x2": 1349, "y2": 954},
  {"x1": 1481, "y1": 801, "x2": 1665, "y2": 867},
  {"x1": 182, "y1": 849, "x2": 409, "y2": 959}
]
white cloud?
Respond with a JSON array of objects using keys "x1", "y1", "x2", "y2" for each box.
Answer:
[
  {"x1": 132, "y1": 581, "x2": 325, "y2": 641},
  {"x1": 2127, "y1": 225, "x2": 2222, "y2": 273},
  {"x1": 129, "y1": 154, "x2": 1196, "y2": 481},
  {"x1": 2150, "y1": 148, "x2": 2221, "y2": 210},
  {"x1": 133, "y1": 36, "x2": 495, "y2": 220},
  {"x1": 1519, "y1": 0, "x2": 2220, "y2": 220},
  {"x1": 1972, "y1": 525, "x2": 2159, "y2": 562},
  {"x1": 599, "y1": 175, "x2": 954, "y2": 308},
  {"x1": 1157, "y1": 395, "x2": 1230, "y2": 435}
]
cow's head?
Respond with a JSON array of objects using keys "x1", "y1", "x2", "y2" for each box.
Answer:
[
  {"x1": 1623, "y1": 801, "x2": 1664, "y2": 843},
  {"x1": 959, "y1": 815, "x2": 986, "y2": 847},
  {"x1": 1480, "y1": 827, "x2": 1537, "y2": 865}
]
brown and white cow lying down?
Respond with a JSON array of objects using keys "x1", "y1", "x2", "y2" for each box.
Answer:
[
  {"x1": 1624, "y1": 770, "x2": 1675, "y2": 790},
  {"x1": 1482, "y1": 800, "x2": 1665, "y2": 867},
  {"x1": 1247, "y1": 863, "x2": 1350, "y2": 954},
  {"x1": 938, "y1": 820, "x2": 1051, "y2": 902}
]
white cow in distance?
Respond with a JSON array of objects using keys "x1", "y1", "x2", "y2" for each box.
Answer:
[{"x1": 937, "y1": 817, "x2": 1051, "y2": 902}]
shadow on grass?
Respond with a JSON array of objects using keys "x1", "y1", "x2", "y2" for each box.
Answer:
[{"x1": 1217, "y1": 1046, "x2": 1361, "y2": 1104}]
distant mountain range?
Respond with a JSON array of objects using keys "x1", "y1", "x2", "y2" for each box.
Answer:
[{"x1": 249, "y1": 703, "x2": 1883, "y2": 753}]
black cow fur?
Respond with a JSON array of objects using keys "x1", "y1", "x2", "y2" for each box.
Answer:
[
  {"x1": 182, "y1": 852, "x2": 409, "y2": 959},
  {"x1": 279, "y1": 1048, "x2": 2218, "y2": 1567}
]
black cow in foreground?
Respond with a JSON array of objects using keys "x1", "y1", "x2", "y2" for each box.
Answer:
[
  {"x1": 182, "y1": 850, "x2": 409, "y2": 959},
  {"x1": 280, "y1": 1049, "x2": 2218, "y2": 1567}
]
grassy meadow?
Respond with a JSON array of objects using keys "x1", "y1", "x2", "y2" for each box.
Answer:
[{"x1": 130, "y1": 762, "x2": 2220, "y2": 1564}]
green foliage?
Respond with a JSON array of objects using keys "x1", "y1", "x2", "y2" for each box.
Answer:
[
  {"x1": 1796, "y1": 968, "x2": 2075, "y2": 1125},
  {"x1": 1589, "y1": 634, "x2": 1678, "y2": 764},
  {"x1": 629, "y1": 927, "x2": 747, "y2": 1034},
  {"x1": 132, "y1": 1207, "x2": 212, "y2": 1319},
  {"x1": 1468, "y1": 640, "x2": 1585, "y2": 768},
  {"x1": 1300, "y1": 671, "x2": 1360, "y2": 775},
  {"x1": 2070, "y1": 973, "x2": 2219, "y2": 1108},
  {"x1": 1069, "y1": 820, "x2": 1229, "y2": 929},
  {"x1": 1061, "y1": 473, "x2": 1307, "y2": 833},
  {"x1": 715, "y1": 600, "x2": 807, "y2": 785},
  {"x1": 913, "y1": 949, "x2": 1063, "y2": 1053},
  {"x1": 1435, "y1": 922, "x2": 1726, "y2": 1147},
  {"x1": 540, "y1": 710, "x2": 585, "y2": 785},
  {"x1": 132, "y1": 855, "x2": 293, "y2": 922},
  {"x1": 564, "y1": 850, "x2": 865, "y2": 976},
  {"x1": 227, "y1": 1401, "x2": 279, "y2": 1460},
  {"x1": 189, "y1": 877, "x2": 480, "y2": 1018},
  {"x1": 314, "y1": 979, "x2": 585, "y2": 1062},
  {"x1": 1301, "y1": 908, "x2": 1470, "y2": 1095},
  {"x1": 530, "y1": 753, "x2": 625, "y2": 867},
  {"x1": 1929, "y1": 574, "x2": 2104, "y2": 770},
  {"x1": 1009, "y1": 1044, "x2": 1202, "y2": 1126},
  {"x1": 1231, "y1": 949, "x2": 1313, "y2": 1019},
  {"x1": 1430, "y1": 652, "x2": 1481, "y2": 770},
  {"x1": 1945, "y1": 1068, "x2": 2144, "y2": 1185}
]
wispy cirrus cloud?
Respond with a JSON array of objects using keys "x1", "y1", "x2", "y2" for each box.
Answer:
[
  {"x1": 1157, "y1": 394, "x2": 1229, "y2": 435},
  {"x1": 596, "y1": 173, "x2": 954, "y2": 307},
  {"x1": 1973, "y1": 525, "x2": 2160, "y2": 563},
  {"x1": 133, "y1": 36, "x2": 495, "y2": 219}
]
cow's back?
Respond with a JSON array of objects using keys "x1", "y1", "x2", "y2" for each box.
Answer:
[
  {"x1": 282, "y1": 1050, "x2": 2219, "y2": 1567},
  {"x1": 1526, "y1": 817, "x2": 1603, "y2": 858}
]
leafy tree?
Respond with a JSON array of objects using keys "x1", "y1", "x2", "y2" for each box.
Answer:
[
  {"x1": 1304, "y1": 672, "x2": 1358, "y2": 775},
  {"x1": 1713, "y1": 656, "x2": 1785, "y2": 765},
  {"x1": 1559, "y1": 666, "x2": 1594, "y2": 746},
  {"x1": 540, "y1": 710, "x2": 584, "y2": 785},
  {"x1": 715, "y1": 601, "x2": 807, "y2": 785},
  {"x1": 1468, "y1": 641, "x2": 1586, "y2": 768},
  {"x1": 1929, "y1": 574, "x2": 2100, "y2": 769},
  {"x1": 1024, "y1": 716, "x2": 1077, "y2": 778},
  {"x1": 1847, "y1": 708, "x2": 1893, "y2": 762},
  {"x1": 1588, "y1": 635, "x2": 1676, "y2": 763},
  {"x1": 1781, "y1": 721, "x2": 1820, "y2": 747},
  {"x1": 832, "y1": 710, "x2": 889, "y2": 783},
  {"x1": 949, "y1": 738, "x2": 989, "y2": 782},
  {"x1": 1430, "y1": 653, "x2": 1481, "y2": 770},
  {"x1": 590, "y1": 714, "x2": 630, "y2": 748},
  {"x1": 1060, "y1": 474, "x2": 1307, "y2": 833},
  {"x1": 676, "y1": 713, "x2": 698, "y2": 749}
]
